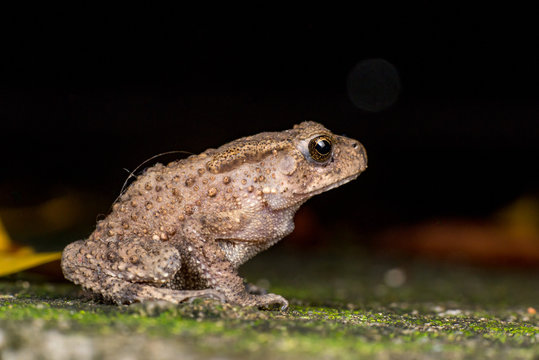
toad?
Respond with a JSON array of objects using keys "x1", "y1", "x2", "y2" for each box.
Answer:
[{"x1": 62, "y1": 121, "x2": 367, "y2": 309}]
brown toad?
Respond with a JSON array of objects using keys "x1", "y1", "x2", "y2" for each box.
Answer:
[{"x1": 61, "y1": 121, "x2": 367, "y2": 309}]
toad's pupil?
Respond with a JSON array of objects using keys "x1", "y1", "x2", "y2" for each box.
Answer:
[{"x1": 315, "y1": 139, "x2": 331, "y2": 155}]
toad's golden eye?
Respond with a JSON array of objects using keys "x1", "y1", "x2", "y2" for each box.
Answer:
[{"x1": 308, "y1": 135, "x2": 333, "y2": 163}]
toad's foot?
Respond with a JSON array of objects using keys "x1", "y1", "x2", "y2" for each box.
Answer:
[
  {"x1": 98, "y1": 276, "x2": 226, "y2": 305},
  {"x1": 234, "y1": 292, "x2": 288, "y2": 311},
  {"x1": 256, "y1": 293, "x2": 289, "y2": 311}
]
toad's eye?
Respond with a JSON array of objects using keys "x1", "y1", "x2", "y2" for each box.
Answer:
[{"x1": 308, "y1": 135, "x2": 333, "y2": 163}]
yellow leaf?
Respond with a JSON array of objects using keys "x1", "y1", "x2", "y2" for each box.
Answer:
[
  {"x1": 0, "y1": 249, "x2": 62, "y2": 277},
  {"x1": 0, "y1": 217, "x2": 62, "y2": 277},
  {"x1": 0, "y1": 218, "x2": 11, "y2": 251}
]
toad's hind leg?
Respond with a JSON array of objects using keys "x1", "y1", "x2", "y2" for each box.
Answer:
[
  {"x1": 79, "y1": 269, "x2": 224, "y2": 304},
  {"x1": 61, "y1": 239, "x2": 224, "y2": 304}
]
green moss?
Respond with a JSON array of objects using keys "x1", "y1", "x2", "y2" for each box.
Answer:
[{"x1": 1, "y1": 249, "x2": 538, "y2": 359}]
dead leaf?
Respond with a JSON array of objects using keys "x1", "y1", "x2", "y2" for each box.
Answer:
[{"x1": 0, "y1": 218, "x2": 61, "y2": 277}]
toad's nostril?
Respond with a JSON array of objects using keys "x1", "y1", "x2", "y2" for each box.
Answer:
[{"x1": 352, "y1": 142, "x2": 359, "y2": 149}]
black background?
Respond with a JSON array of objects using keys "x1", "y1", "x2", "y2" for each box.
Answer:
[{"x1": 1, "y1": 5, "x2": 538, "y2": 237}]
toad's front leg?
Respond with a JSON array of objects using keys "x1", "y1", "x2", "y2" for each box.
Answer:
[
  {"x1": 61, "y1": 238, "x2": 224, "y2": 304},
  {"x1": 182, "y1": 232, "x2": 289, "y2": 310}
]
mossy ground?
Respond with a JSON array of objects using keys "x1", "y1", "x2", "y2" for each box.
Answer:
[{"x1": 1, "y1": 246, "x2": 538, "y2": 359}]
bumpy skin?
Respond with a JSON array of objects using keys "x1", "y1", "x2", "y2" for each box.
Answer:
[{"x1": 62, "y1": 122, "x2": 367, "y2": 309}]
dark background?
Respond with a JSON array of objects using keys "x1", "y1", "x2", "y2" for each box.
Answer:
[{"x1": 1, "y1": 5, "x2": 538, "y2": 248}]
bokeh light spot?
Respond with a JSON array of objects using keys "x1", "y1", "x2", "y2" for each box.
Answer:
[{"x1": 347, "y1": 58, "x2": 401, "y2": 112}]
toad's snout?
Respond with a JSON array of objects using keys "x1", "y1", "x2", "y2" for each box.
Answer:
[
  {"x1": 358, "y1": 142, "x2": 368, "y2": 172},
  {"x1": 349, "y1": 139, "x2": 368, "y2": 173}
]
